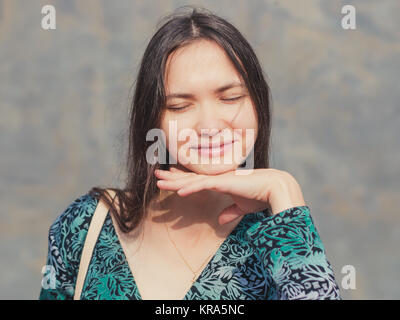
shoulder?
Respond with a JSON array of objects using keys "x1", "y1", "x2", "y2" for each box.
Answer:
[
  {"x1": 49, "y1": 193, "x2": 99, "y2": 237},
  {"x1": 40, "y1": 193, "x2": 100, "y2": 299},
  {"x1": 47, "y1": 193, "x2": 100, "y2": 263}
]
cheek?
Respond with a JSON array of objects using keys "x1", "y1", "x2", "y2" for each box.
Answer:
[
  {"x1": 236, "y1": 105, "x2": 258, "y2": 158},
  {"x1": 233, "y1": 101, "x2": 258, "y2": 140},
  {"x1": 160, "y1": 117, "x2": 193, "y2": 156}
]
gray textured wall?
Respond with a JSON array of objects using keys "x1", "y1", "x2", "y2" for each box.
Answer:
[{"x1": 1, "y1": 0, "x2": 399, "y2": 299}]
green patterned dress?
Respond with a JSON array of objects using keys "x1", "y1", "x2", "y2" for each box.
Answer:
[{"x1": 39, "y1": 193, "x2": 341, "y2": 300}]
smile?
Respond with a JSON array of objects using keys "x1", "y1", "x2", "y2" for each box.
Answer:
[{"x1": 190, "y1": 141, "x2": 236, "y2": 157}]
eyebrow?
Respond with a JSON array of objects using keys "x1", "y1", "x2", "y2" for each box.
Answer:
[{"x1": 165, "y1": 81, "x2": 245, "y2": 100}]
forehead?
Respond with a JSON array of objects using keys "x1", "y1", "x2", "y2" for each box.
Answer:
[{"x1": 164, "y1": 40, "x2": 243, "y2": 93}]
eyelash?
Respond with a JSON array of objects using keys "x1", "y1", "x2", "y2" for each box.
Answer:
[{"x1": 167, "y1": 96, "x2": 244, "y2": 112}]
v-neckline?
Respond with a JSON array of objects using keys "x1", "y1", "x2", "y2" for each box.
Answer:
[{"x1": 107, "y1": 211, "x2": 249, "y2": 300}]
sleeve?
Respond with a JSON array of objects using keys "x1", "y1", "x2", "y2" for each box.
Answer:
[
  {"x1": 248, "y1": 205, "x2": 342, "y2": 300},
  {"x1": 38, "y1": 194, "x2": 98, "y2": 300}
]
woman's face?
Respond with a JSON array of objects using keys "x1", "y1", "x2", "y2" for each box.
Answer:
[{"x1": 160, "y1": 39, "x2": 258, "y2": 175}]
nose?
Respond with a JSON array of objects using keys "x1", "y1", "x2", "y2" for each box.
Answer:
[
  {"x1": 195, "y1": 102, "x2": 226, "y2": 138},
  {"x1": 200, "y1": 128, "x2": 219, "y2": 138}
]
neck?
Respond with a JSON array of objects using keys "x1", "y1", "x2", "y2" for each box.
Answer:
[{"x1": 148, "y1": 187, "x2": 235, "y2": 234}]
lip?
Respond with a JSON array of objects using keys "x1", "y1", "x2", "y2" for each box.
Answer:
[
  {"x1": 190, "y1": 141, "x2": 236, "y2": 157},
  {"x1": 191, "y1": 140, "x2": 236, "y2": 149}
]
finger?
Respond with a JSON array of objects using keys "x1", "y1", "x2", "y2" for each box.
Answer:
[
  {"x1": 169, "y1": 166, "x2": 195, "y2": 176},
  {"x1": 157, "y1": 174, "x2": 204, "y2": 191},
  {"x1": 155, "y1": 169, "x2": 192, "y2": 180},
  {"x1": 177, "y1": 176, "x2": 213, "y2": 196},
  {"x1": 177, "y1": 174, "x2": 235, "y2": 196}
]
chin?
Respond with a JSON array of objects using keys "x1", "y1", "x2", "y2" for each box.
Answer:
[
  {"x1": 185, "y1": 163, "x2": 239, "y2": 175},
  {"x1": 179, "y1": 152, "x2": 245, "y2": 175}
]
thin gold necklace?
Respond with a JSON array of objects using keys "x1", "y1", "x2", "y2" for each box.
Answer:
[{"x1": 163, "y1": 216, "x2": 226, "y2": 285}]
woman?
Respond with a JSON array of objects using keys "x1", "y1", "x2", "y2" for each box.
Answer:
[{"x1": 39, "y1": 6, "x2": 342, "y2": 300}]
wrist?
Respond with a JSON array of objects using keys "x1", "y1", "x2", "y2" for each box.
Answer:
[{"x1": 268, "y1": 173, "x2": 307, "y2": 215}]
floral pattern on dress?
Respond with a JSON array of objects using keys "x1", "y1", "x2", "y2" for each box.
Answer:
[{"x1": 39, "y1": 194, "x2": 341, "y2": 300}]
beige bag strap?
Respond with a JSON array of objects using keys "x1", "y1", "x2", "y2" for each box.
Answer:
[{"x1": 73, "y1": 190, "x2": 116, "y2": 300}]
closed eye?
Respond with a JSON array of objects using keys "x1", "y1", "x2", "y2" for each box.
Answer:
[
  {"x1": 166, "y1": 105, "x2": 190, "y2": 112},
  {"x1": 167, "y1": 96, "x2": 245, "y2": 112},
  {"x1": 221, "y1": 96, "x2": 244, "y2": 102}
]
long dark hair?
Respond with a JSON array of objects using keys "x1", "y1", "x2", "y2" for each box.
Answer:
[{"x1": 88, "y1": 5, "x2": 272, "y2": 234}]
